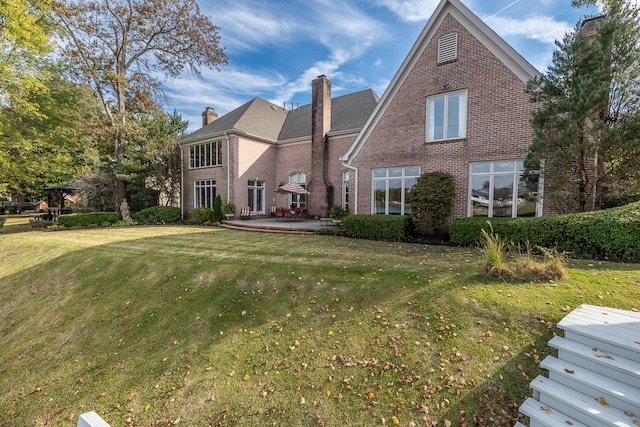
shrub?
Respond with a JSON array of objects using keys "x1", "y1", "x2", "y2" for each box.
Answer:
[
  {"x1": 0, "y1": 206, "x2": 4, "y2": 215},
  {"x1": 193, "y1": 207, "x2": 213, "y2": 224},
  {"x1": 6, "y1": 205, "x2": 19, "y2": 214},
  {"x1": 58, "y1": 212, "x2": 119, "y2": 227},
  {"x1": 410, "y1": 172, "x2": 455, "y2": 235},
  {"x1": 0, "y1": 217, "x2": 5, "y2": 229},
  {"x1": 343, "y1": 215, "x2": 412, "y2": 240},
  {"x1": 133, "y1": 206, "x2": 181, "y2": 224},
  {"x1": 328, "y1": 205, "x2": 349, "y2": 221},
  {"x1": 479, "y1": 224, "x2": 510, "y2": 278},
  {"x1": 221, "y1": 202, "x2": 236, "y2": 216},
  {"x1": 213, "y1": 195, "x2": 223, "y2": 223},
  {"x1": 450, "y1": 201, "x2": 640, "y2": 261}
]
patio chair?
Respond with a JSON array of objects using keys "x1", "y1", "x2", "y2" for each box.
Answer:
[{"x1": 240, "y1": 206, "x2": 250, "y2": 219}]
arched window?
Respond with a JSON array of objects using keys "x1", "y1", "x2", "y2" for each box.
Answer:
[{"x1": 288, "y1": 172, "x2": 307, "y2": 208}]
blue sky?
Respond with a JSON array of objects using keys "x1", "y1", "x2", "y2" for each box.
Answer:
[{"x1": 164, "y1": 0, "x2": 601, "y2": 132}]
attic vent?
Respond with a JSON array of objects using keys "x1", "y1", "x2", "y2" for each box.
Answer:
[{"x1": 438, "y1": 33, "x2": 458, "y2": 64}]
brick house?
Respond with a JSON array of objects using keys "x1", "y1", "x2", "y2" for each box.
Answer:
[
  {"x1": 179, "y1": 77, "x2": 378, "y2": 219},
  {"x1": 182, "y1": 0, "x2": 549, "y2": 221},
  {"x1": 341, "y1": 0, "x2": 546, "y2": 219}
]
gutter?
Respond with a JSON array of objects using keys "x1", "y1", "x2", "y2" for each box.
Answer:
[
  {"x1": 180, "y1": 142, "x2": 184, "y2": 219},
  {"x1": 225, "y1": 131, "x2": 230, "y2": 203},
  {"x1": 340, "y1": 158, "x2": 359, "y2": 215}
]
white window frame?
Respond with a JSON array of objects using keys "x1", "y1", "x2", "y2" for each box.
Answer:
[
  {"x1": 288, "y1": 172, "x2": 307, "y2": 208},
  {"x1": 467, "y1": 160, "x2": 540, "y2": 218},
  {"x1": 342, "y1": 170, "x2": 350, "y2": 211},
  {"x1": 189, "y1": 140, "x2": 222, "y2": 169},
  {"x1": 247, "y1": 180, "x2": 265, "y2": 214},
  {"x1": 194, "y1": 179, "x2": 216, "y2": 209},
  {"x1": 371, "y1": 166, "x2": 420, "y2": 215},
  {"x1": 426, "y1": 90, "x2": 467, "y2": 142}
]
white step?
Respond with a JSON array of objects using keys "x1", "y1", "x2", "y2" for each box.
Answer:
[
  {"x1": 519, "y1": 397, "x2": 587, "y2": 427},
  {"x1": 548, "y1": 336, "x2": 640, "y2": 389},
  {"x1": 530, "y1": 376, "x2": 640, "y2": 427},
  {"x1": 541, "y1": 355, "x2": 640, "y2": 415},
  {"x1": 557, "y1": 304, "x2": 640, "y2": 361}
]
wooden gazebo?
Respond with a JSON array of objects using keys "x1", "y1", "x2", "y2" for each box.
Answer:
[{"x1": 43, "y1": 181, "x2": 82, "y2": 221}]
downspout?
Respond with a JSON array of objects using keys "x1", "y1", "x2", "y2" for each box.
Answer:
[
  {"x1": 180, "y1": 143, "x2": 184, "y2": 219},
  {"x1": 340, "y1": 158, "x2": 359, "y2": 214},
  {"x1": 225, "y1": 131, "x2": 230, "y2": 203}
]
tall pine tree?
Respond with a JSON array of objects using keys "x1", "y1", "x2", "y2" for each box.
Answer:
[{"x1": 526, "y1": 1, "x2": 640, "y2": 212}]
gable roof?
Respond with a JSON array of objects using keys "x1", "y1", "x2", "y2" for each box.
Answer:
[
  {"x1": 181, "y1": 89, "x2": 379, "y2": 145},
  {"x1": 279, "y1": 89, "x2": 379, "y2": 141},
  {"x1": 180, "y1": 97, "x2": 288, "y2": 144},
  {"x1": 341, "y1": 0, "x2": 540, "y2": 163}
]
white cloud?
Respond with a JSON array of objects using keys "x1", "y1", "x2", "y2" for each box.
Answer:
[
  {"x1": 485, "y1": 14, "x2": 573, "y2": 45},
  {"x1": 375, "y1": 0, "x2": 440, "y2": 22}
]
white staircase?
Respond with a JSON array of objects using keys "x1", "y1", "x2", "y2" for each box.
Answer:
[{"x1": 518, "y1": 304, "x2": 640, "y2": 427}]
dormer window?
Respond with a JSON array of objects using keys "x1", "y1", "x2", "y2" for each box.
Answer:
[{"x1": 438, "y1": 32, "x2": 458, "y2": 64}]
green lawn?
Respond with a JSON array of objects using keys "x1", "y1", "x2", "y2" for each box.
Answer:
[{"x1": 1, "y1": 226, "x2": 638, "y2": 426}]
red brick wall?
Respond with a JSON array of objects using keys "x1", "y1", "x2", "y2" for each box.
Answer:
[{"x1": 351, "y1": 14, "x2": 539, "y2": 219}]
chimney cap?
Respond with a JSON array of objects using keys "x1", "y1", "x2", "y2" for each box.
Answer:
[{"x1": 317, "y1": 74, "x2": 327, "y2": 79}]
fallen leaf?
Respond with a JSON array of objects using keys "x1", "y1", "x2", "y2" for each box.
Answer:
[
  {"x1": 624, "y1": 411, "x2": 634, "y2": 417},
  {"x1": 596, "y1": 397, "x2": 610, "y2": 408},
  {"x1": 564, "y1": 369, "x2": 575, "y2": 374},
  {"x1": 541, "y1": 406, "x2": 553, "y2": 414}
]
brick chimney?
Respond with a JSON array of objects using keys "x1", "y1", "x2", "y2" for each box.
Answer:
[
  {"x1": 309, "y1": 75, "x2": 333, "y2": 218},
  {"x1": 580, "y1": 16, "x2": 602, "y2": 41},
  {"x1": 201, "y1": 107, "x2": 218, "y2": 127}
]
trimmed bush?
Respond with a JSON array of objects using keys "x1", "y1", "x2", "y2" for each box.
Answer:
[
  {"x1": 192, "y1": 207, "x2": 213, "y2": 224},
  {"x1": 6, "y1": 205, "x2": 19, "y2": 214},
  {"x1": 343, "y1": 214, "x2": 413, "y2": 240},
  {"x1": 133, "y1": 206, "x2": 181, "y2": 224},
  {"x1": 58, "y1": 212, "x2": 119, "y2": 227},
  {"x1": 0, "y1": 206, "x2": 5, "y2": 215},
  {"x1": 450, "y1": 201, "x2": 640, "y2": 261},
  {"x1": 213, "y1": 195, "x2": 223, "y2": 223},
  {"x1": 0, "y1": 217, "x2": 5, "y2": 229},
  {"x1": 411, "y1": 171, "x2": 455, "y2": 235}
]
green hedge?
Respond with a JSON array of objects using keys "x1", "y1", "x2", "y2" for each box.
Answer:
[
  {"x1": 58, "y1": 212, "x2": 119, "y2": 227},
  {"x1": 0, "y1": 217, "x2": 5, "y2": 229},
  {"x1": 343, "y1": 214, "x2": 413, "y2": 240},
  {"x1": 450, "y1": 202, "x2": 640, "y2": 261},
  {"x1": 133, "y1": 206, "x2": 181, "y2": 223},
  {"x1": 192, "y1": 207, "x2": 213, "y2": 224}
]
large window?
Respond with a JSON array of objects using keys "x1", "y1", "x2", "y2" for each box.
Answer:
[
  {"x1": 189, "y1": 140, "x2": 222, "y2": 169},
  {"x1": 247, "y1": 180, "x2": 265, "y2": 214},
  {"x1": 426, "y1": 90, "x2": 467, "y2": 142},
  {"x1": 342, "y1": 171, "x2": 350, "y2": 211},
  {"x1": 194, "y1": 180, "x2": 216, "y2": 209},
  {"x1": 372, "y1": 166, "x2": 420, "y2": 215},
  {"x1": 468, "y1": 160, "x2": 539, "y2": 218},
  {"x1": 288, "y1": 172, "x2": 307, "y2": 208}
]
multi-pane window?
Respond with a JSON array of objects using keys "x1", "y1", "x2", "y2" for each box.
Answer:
[
  {"x1": 426, "y1": 90, "x2": 467, "y2": 142},
  {"x1": 342, "y1": 171, "x2": 350, "y2": 211},
  {"x1": 468, "y1": 160, "x2": 539, "y2": 218},
  {"x1": 288, "y1": 172, "x2": 307, "y2": 208},
  {"x1": 247, "y1": 180, "x2": 265, "y2": 214},
  {"x1": 372, "y1": 166, "x2": 420, "y2": 215},
  {"x1": 189, "y1": 141, "x2": 222, "y2": 169},
  {"x1": 194, "y1": 180, "x2": 216, "y2": 209}
]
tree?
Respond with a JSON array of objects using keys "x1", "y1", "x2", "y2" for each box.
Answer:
[
  {"x1": 410, "y1": 172, "x2": 455, "y2": 236},
  {"x1": 526, "y1": 1, "x2": 640, "y2": 212},
  {"x1": 0, "y1": 68, "x2": 100, "y2": 197},
  {"x1": 0, "y1": 0, "x2": 53, "y2": 114},
  {"x1": 51, "y1": 0, "x2": 227, "y2": 204}
]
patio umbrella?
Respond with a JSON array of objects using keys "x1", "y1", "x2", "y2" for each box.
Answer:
[{"x1": 275, "y1": 182, "x2": 310, "y2": 194}]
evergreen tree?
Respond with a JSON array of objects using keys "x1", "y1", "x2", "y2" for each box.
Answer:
[
  {"x1": 213, "y1": 195, "x2": 223, "y2": 224},
  {"x1": 526, "y1": 1, "x2": 640, "y2": 212}
]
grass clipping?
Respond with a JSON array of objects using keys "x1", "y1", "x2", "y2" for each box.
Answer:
[{"x1": 480, "y1": 222, "x2": 566, "y2": 282}]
